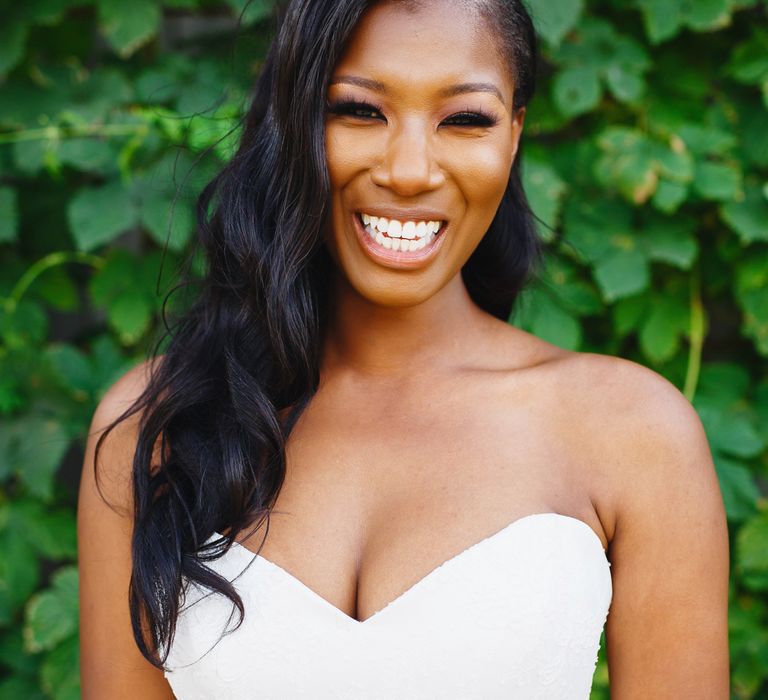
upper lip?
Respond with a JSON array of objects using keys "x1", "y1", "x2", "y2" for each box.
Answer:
[{"x1": 355, "y1": 207, "x2": 449, "y2": 222}]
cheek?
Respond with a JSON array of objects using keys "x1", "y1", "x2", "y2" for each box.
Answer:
[{"x1": 450, "y1": 139, "x2": 513, "y2": 214}]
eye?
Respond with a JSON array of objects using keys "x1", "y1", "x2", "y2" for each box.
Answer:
[
  {"x1": 441, "y1": 111, "x2": 498, "y2": 128},
  {"x1": 326, "y1": 99, "x2": 385, "y2": 121}
]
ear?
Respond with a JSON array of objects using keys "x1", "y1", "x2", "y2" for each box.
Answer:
[{"x1": 510, "y1": 106, "x2": 526, "y2": 162}]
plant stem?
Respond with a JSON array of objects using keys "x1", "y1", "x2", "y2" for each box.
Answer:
[
  {"x1": 0, "y1": 123, "x2": 148, "y2": 145},
  {"x1": 5, "y1": 251, "x2": 104, "y2": 311}
]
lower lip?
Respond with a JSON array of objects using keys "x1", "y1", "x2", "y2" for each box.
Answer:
[{"x1": 352, "y1": 214, "x2": 447, "y2": 270}]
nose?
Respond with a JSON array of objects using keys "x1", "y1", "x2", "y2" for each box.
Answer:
[{"x1": 370, "y1": 120, "x2": 445, "y2": 196}]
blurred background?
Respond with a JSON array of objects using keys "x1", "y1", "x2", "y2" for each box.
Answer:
[{"x1": 0, "y1": 0, "x2": 766, "y2": 697}]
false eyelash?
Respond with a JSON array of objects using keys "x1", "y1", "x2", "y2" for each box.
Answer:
[
  {"x1": 443, "y1": 109, "x2": 499, "y2": 127},
  {"x1": 326, "y1": 96, "x2": 500, "y2": 128},
  {"x1": 326, "y1": 98, "x2": 385, "y2": 120}
]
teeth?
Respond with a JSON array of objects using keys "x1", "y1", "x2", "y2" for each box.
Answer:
[
  {"x1": 388, "y1": 220, "x2": 402, "y2": 238},
  {"x1": 361, "y1": 212, "x2": 440, "y2": 253}
]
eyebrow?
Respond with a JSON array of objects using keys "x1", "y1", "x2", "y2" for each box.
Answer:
[{"x1": 329, "y1": 75, "x2": 507, "y2": 106}]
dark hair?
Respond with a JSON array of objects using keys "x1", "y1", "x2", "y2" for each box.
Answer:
[{"x1": 93, "y1": 0, "x2": 540, "y2": 668}]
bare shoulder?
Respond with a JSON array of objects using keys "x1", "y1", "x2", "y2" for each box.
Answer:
[
  {"x1": 78, "y1": 355, "x2": 174, "y2": 699},
  {"x1": 84, "y1": 357, "x2": 160, "y2": 514},
  {"x1": 544, "y1": 350, "x2": 716, "y2": 505},
  {"x1": 552, "y1": 351, "x2": 729, "y2": 697}
]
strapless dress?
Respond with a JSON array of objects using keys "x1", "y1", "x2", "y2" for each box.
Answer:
[{"x1": 163, "y1": 512, "x2": 612, "y2": 699}]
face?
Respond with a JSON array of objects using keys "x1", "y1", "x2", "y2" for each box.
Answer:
[{"x1": 323, "y1": 0, "x2": 525, "y2": 309}]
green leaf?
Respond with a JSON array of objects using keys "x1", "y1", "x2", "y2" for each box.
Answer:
[
  {"x1": 139, "y1": 192, "x2": 194, "y2": 252},
  {"x1": 108, "y1": 291, "x2": 152, "y2": 345},
  {"x1": 23, "y1": 567, "x2": 78, "y2": 653},
  {"x1": 737, "y1": 511, "x2": 768, "y2": 591},
  {"x1": 552, "y1": 67, "x2": 601, "y2": 117},
  {"x1": 639, "y1": 294, "x2": 689, "y2": 363},
  {"x1": 0, "y1": 300, "x2": 48, "y2": 349},
  {"x1": 67, "y1": 181, "x2": 138, "y2": 252},
  {"x1": 685, "y1": 0, "x2": 732, "y2": 31},
  {"x1": 604, "y1": 64, "x2": 646, "y2": 103},
  {"x1": 720, "y1": 185, "x2": 768, "y2": 243},
  {"x1": 0, "y1": 525, "x2": 40, "y2": 625},
  {"x1": 676, "y1": 124, "x2": 737, "y2": 156},
  {"x1": 0, "y1": 677, "x2": 46, "y2": 700},
  {"x1": 697, "y1": 399, "x2": 765, "y2": 459},
  {"x1": 595, "y1": 127, "x2": 660, "y2": 203},
  {"x1": 522, "y1": 158, "x2": 567, "y2": 242},
  {"x1": 739, "y1": 287, "x2": 768, "y2": 355},
  {"x1": 562, "y1": 197, "x2": 634, "y2": 264},
  {"x1": 714, "y1": 456, "x2": 760, "y2": 521},
  {"x1": 34, "y1": 267, "x2": 79, "y2": 312},
  {"x1": 613, "y1": 293, "x2": 650, "y2": 337},
  {"x1": 693, "y1": 161, "x2": 743, "y2": 201},
  {"x1": 637, "y1": 0, "x2": 683, "y2": 43},
  {"x1": 0, "y1": 187, "x2": 18, "y2": 243},
  {"x1": 225, "y1": 0, "x2": 276, "y2": 25},
  {"x1": 525, "y1": 0, "x2": 584, "y2": 46},
  {"x1": 530, "y1": 293, "x2": 583, "y2": 350},
  {"x1": 652, "y1": 179, "x2": 689, "y2": 213},
  {"x1": 97, "y1": 0, "x2": 162, "y2": 58},
  {"x1": 46, "y1": 345, "x2": 97, "y2": 397},
  {"x1": 728, "y1": 29, "x2": 768, "y2": 84},
  {"x1": 0, "y1": 20, "x2": 28, "y2": 76},
  {"x1": 12, "y1": 415, "x2": 71, "y2": 502},
  {"x1": 642, "y1": 219, "x2": 699, "y2": 268},
  {"x1": 594, "y1": 249, "x2": 651, "y2": 302},
  {"x1": 41, "y1": 635, "x2": 80, "y2": 700}
]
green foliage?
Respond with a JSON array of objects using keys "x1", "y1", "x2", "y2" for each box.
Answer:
[{"x1": 0, "y1": 0, "x2": 766, "y2": 697}]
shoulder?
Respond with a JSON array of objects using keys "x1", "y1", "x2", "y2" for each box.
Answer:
[
  {"x1": 91, "y1": 356, "x2": 160, "y2": 433},
  {"x1": 83, "y1": 356, "x2": 163, "y2": 514},
  {"x1": 533, "y1": 349, "x2": 721, "y2": 536},
  {"x1": 553, "y1": 355, "x2": 730, "y2": 693}
]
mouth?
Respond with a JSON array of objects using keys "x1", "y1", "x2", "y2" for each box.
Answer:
[{"x1": 352, "y1": 211, "x2": 448, "y2": 269}]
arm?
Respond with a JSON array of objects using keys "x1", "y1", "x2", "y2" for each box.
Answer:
[
  {"x1": 78, "y1": 360, "x2": 176, "y2": 700},
  {"x1": 603, "y1": 363, "x2": 730, "y2": 698}
]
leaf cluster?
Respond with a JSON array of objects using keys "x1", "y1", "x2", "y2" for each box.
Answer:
[{"x1": 0, "y1": 0, "x2": 766, "y2": 697}]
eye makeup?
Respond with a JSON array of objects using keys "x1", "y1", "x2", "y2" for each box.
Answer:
[{"x1": 326, "y1": 95, "x2": 500, "y2": 128}]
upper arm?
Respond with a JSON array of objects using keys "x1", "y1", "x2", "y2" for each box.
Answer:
[
  {"x1": 602, "y1": 361, "x2": 730, "y2": 698},
  {"x1": 77, "y1": 359, "x2": 176, "y2": 700}
]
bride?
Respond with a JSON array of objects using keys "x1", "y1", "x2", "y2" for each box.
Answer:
[{"x1": 78, "y1": 0, "x2": 730, "y2": 697}]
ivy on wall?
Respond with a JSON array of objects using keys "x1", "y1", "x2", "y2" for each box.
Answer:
[{"x1": 0, "y1": 1, "x2": 766, "y2": 698}]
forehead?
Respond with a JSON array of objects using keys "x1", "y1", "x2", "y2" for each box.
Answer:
[{"x1": 331, "y1": 0, "x2": 513, "y2": 106}]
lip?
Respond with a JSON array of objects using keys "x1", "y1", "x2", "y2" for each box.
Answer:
[{"x1": 352, "y1": 211, "x2": 448, "y2": 270}]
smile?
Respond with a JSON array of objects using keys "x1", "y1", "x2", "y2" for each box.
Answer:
[
  {"x1": 352, "y1": 211, "x2": 448, "y2": 270},
  {"x1": 360, "y1": 213, "x2": 444, "y2": 252}
]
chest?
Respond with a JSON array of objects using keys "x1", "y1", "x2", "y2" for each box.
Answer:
[{"x1": 234, "y1": 375, "x2": 603, "y2": 623}]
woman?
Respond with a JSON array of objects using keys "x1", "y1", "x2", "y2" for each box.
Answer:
[{"x1": 78, "y1": 0, "x2": 730, "y2": 698}]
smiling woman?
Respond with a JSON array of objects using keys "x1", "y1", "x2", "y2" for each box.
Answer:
[{"x1": 77, "y1": 1, "x2": 730, "y2": 699}]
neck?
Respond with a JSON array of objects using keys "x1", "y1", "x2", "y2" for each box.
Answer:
[{"x1": 322, "y1": 270, "x2": 490, "y2": 380}]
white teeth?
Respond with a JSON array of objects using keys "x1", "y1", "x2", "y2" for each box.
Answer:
[{"x1": 359, "y1": 212, "x2": 443, "y2": 253}]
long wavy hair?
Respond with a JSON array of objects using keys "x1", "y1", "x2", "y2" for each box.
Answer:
[{"x1": 94, "y1": 0, "x2": 540, "y2": 668}]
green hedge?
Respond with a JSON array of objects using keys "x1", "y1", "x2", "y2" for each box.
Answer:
[{"x1": 0, "y1": 1, "x2": 766, "y2": 697}]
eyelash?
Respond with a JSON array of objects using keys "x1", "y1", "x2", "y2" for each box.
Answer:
[{"x1": 326, "y1": 98, "x2": 499, "y2": 128}]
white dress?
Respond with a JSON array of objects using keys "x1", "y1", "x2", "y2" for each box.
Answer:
[{"x1": 163, "y1": 512, "x2": 613, "y2": 699}]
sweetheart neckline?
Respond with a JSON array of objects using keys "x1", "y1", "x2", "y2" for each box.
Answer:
[{"x1": 211, "y1": 512, "x2": 609, "y2": 626}]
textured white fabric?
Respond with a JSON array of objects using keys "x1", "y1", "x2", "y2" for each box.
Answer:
[{"x1": 163, "y1": 512, "x2": 612, "y2": 699}]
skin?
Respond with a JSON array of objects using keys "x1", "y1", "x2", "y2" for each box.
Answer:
[{"x1": 78, "y1": 1, "x2": 730, "y2": 697}]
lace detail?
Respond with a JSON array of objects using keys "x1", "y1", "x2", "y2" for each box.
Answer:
[{"x1": 163, "y1": 513, "x2": 612, "y2": 699}]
